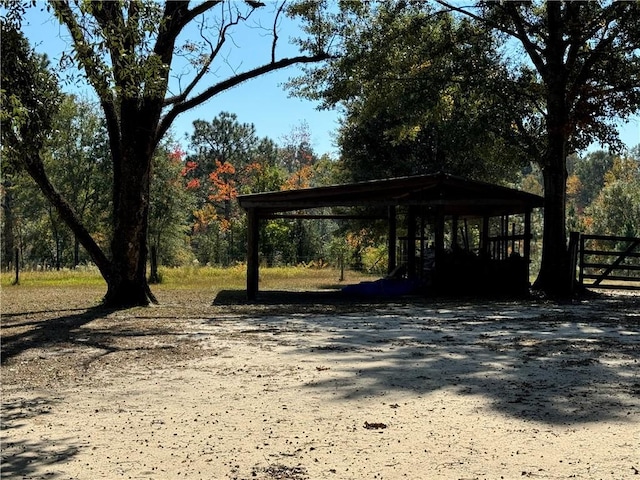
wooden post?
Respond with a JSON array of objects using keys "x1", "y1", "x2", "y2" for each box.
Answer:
[
  {"x1": 432, "y1": 207, "x2": 445, "y2": 289},
  {"x1": 246, "y1": 208, "x2": 260, "y2": 301},
  {"x1": 523, "y1": 209, "x2": 531, "y2": 262},
  {"x1": 482, "y1": 215, "x2": 490, "y2": 257},
  {"x1": 578, "y1": 234, "x2": 585, "y2": 288},
  {"x1": 13, "y1": 247, "x2": 19, "y2": 285},
  {"x1": 388, "y1": 205, "x2": 397, "y2": 275},
  {"x1": 568, "y1": 231, "x2": 581, "y2": 293},
  {"x1": 434, "y1": 207, "x2": 445, "y2": 255},
  {"x1": 462, "y1": 218, "x2": 469, "y2": 251},
  {"x1": 523, "y1": 209, "x2": 532, "y2": 288},
  {"x1": 407, "y1": 206, "x2": 417, "y2": 279},
  {"x1": 419, "y1": 214, "x2": 425, "y2": 273},
  {"x1": 451, "y1": 215, "x2": 458, "y2": 250}
]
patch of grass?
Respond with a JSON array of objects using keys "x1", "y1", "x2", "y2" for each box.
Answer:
[
  {"x1": 259, "y1": 266, "x2": 376, "y2": 291},
  {"x1": 1, "y1": 265, "x2": 377, "y2": 292},
  {"x1": 155, "y1": 265, "x2": 247, "y2": 291},
  {"x1": 155, "y1": 264, "x2": 376, "y2": 292},
  {"x1": 0, "y1": 267, "x2": 106, "y2": 288}
]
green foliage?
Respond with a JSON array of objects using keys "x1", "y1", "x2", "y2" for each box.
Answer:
[
  {"x1": 0, "y1": 21, "x2": 61, "y2": 161},
  {"x1": 183, "y1": 115, "x2": 343, "y2": 267},
  {"x1": 185, "y1": 112, "x2": 267, "y2": 265},
  {"x1": 567, "y1": 151, "x2": 615, "y2": 211},
  {"x1": 478, "y1": 1, "x2": 640, "y2": 155},
  {"x1": 261, "y1": 220, "x2": 295, "y2": 267},
  {"x1": 1, "y1": 94, "x2": 112, "y2": 270},
  {"x1": 585, "y1": 155, "x2": 640, "y2": 237},
  {"x1": 1, "y1": 23, "x2": 60, "y2": 269},
  {"x1": 188, "y1": 113, "x2": 260, "y2": 179},
  {"x1": 45, "y1": 95, "x2": 112, "y2": 261},
  {"x1": 360, "y1": 244, "x2": 388, "y2": 275},
  {"x1": 289, "y1": 1, "x2": 531, "y2": 183},
  {"x1": 148, "y1": 143, "x2": 195, "y2": 266}
]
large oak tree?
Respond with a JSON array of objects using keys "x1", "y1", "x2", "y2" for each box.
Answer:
[
  {"x1": 435, "y1": 0, "x2": 640, "y2": 295},
  {"x1": 3, "y1": 1, "x2": 328, "y2": 307},
  {"x1": 289, "y1": 1, "x2": 533, "y2": 184}
]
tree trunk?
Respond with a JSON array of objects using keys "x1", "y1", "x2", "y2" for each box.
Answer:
[
  {"x1": 533, "y1": 76, "x2": 572, "y2": 294},
  {"x1": 2, "y1": 179, "x2": 15, "y2": 270},
  {"x1": 50, "y1": 209, "x2": 62, "y2": 270},
  {"x1": 149, "y1": 244, "x2": 160, "y2": 284},
  {"x1": 13, "y1": 248, "x2": 20, "y2": 285},
  {"x1": 534, "y1": 159, "x2": 571, "y2": 296},
  {"x1": 74, "y1": 237, "x2": 80, "y2": 268},
  {"x1": 103, "y1": 144, "x2": 156, "y2": 307},
  {"x1": 532, "y1": 2, "x2": 573, "y2": 297}
]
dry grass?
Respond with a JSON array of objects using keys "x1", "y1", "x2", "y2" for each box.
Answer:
[{"x1": 0, "y1": 265, "x2": 375, "y2": 294}]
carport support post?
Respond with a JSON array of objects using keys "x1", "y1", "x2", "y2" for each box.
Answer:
[
  {"x1": 524, "y1": 208, "x2": 532, "y2": 263},
  {"x1": 407, "y1": 206, "x2": 417, "y2": 279},
  {"x1": 388, "y1": 205, "x2": 397, "y2": 275},
  {"x1": 247, "y1": 208, "x2": 260, "y2": 301},
  {"x1": 481, "y1": 215, "x2": 490, "y2": 256}
]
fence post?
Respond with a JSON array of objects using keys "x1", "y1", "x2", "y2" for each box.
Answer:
[
  {"x1": 568, "y1": 232, "x2": 581, "y2": 294},
  {"x1": 579, "y1": 234, "x2": 585, "y2": 288},
  {"x1": 12, "y1": 247, "x2": 19, "y2": 285}
]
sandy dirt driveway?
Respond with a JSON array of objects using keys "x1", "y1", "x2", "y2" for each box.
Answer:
[{"x1": 1, "y1": 288, "x2": 639, "y2": 479}]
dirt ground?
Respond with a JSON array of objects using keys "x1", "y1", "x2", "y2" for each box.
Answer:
[{"x1": 1, "y1": 286, "x2": 639, "y2": 479}]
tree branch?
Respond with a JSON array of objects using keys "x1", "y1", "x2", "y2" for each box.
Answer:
[
  {"x1": 272, "y1": 1, "x2": 287, "y2": 63},
  {"x1": 434, "y1": 1, "x2": 547, "y2": 78},
  {"x1": 567, "y1": 4, "x2": 629, "y2": 108},
  {"x1": 157, "y1": 52, "x2": 329, "y2": 142},
  {"x1": 164, "y1": 4, "x2": 252, "y2": 107},
  {"x1": 180, "y1": 1, "x2": 223, "y2": 31},
  {"x1": 50, "y1": 1, "x2": 113, "y2": 101},
  {"x1": 503, "y1": 3, "x2": 547, "y2": 79},
  {"x1": 22, "y1": 154, "x2": 112, "y2": 280},
  {"x1": 50, "y1": 1, "x2": 122, "y2": 186}
]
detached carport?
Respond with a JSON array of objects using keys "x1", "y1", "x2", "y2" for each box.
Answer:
[{"x1": 237, "y1": 173, "x2": 543, "y2": 300}]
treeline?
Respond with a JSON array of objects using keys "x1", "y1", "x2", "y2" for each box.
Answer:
[
  {"x1": 1, "y1": 95, "x2": 347, "y2": 272},
  {"x1": 519, "y1": 147, "x2": 640, "y2": 236},
  {"x1": 3, "y1": 94, "x2": 639, "y2": 275},
  {"x1": 566, "y1": 150, "x2": 640, "y2": 239},
  {"x1": 521, "y1": 148, "x2": 640, "y2": 266}
]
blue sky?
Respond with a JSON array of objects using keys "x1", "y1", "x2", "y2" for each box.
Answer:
[
  {"x1": 21, "y1": 3, "x2": 340, "y2": 155},
  {"x1": 20, "y1": 3, "x2": 639, "y2": 158}
]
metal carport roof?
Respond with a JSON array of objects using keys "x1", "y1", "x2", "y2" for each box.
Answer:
[{"x1": 237, "y1": 172, "x2": 543, "y2": 217}]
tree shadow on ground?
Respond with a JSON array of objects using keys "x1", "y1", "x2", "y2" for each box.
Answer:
[
  {"x1": 1, "y1": 305, "x2": 186, "y2": 366},
  {"x1": 1, "y1": 306, "x2": 117, "y2": 364},
  {"x1": 212, "y1": 288, "x2": 433, "y2": 314},
  {"x1": 1, "y1": 397, "x2": 79, "y2": 479},
  {"x1": 1, "y1": 304, "x2": 194, "y2": 478},
  {"x1": 213, "y1": 289, "x2": 640, "y2": 425}
]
